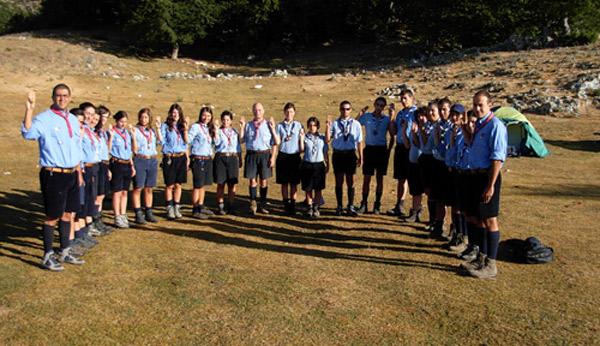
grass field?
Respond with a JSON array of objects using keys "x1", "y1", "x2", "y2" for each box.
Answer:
[{"x1": 0, "y1": 33, "x2": 599, "y2": 345}]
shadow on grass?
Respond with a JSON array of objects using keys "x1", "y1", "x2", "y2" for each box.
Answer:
[
  {"x1": 507, "y1": 184, "x2": 600, "y2": 199},
  {"x1": 545, "y1": 140, "x2": 600, "y2": 153}
]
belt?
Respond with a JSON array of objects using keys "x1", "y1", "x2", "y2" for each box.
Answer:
[
  {"x1": 334, "y1": 149, "x2": 355, "y2": 154},
  {"x1": 216, "y1": 152, "x2": 238, "y2": 157},
  {"x1": 102, "y1": 160, "x2": 110, "y2": 166},
  {"x1": 135, "y1": 154, "x2": 156, "y2": 159},
  {"x1": 192, "y1": 155, "x2": 212, "y2": 160},
  {"x1": 44, "y1": 167, "x2": 77, "y2": 174},
  {"x1": 164, "y1": 152, "x2": 185, "y2": 157},
  {"x1": 84, "y1": 162, "x2": 99, "y2": 167},
  {"x1": 247, "y1": 149, "x2": 270, "y2": 154},
  {"x1": 472, "y1": 169, "x2": 488, "y2": 174},
  {"x1": 111, "y1": 158, "x2": 131, "y2": 164}
]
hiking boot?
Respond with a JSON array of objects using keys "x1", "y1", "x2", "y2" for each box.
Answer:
[
  {"x1": 58, "y1": 248, "x2": 85, "y2": 265},
  {"x1": 442, "y1": 232, "x2": 459, "y2": 250},
  {"x1": 88, "y1": 223, "x2": 105, "y2": 236},
  {"x1": 40, "y1": 251, "x2": 64, "y2": 271},
  {"x1": 289, "y1": 200, "x2": 296, "y2": 215},
  {"x1": 200, "y1": 208, "x2": 215, "y2": 216},
  {"x1": 459, "y1": 244, "x2": 479, "y2": 262},
  {"x1": 373, "y1": 202, "x2": 381, "y2": 215},
  {"x1": 114, "y1": 215, "x2": 128, "y2": 229},
  {"x1": 249, "y1": 200, "x2": 257, "y2": 215},
  {"x1": 386, "y1": 204, "x2": 405, "y2": 216},
  {"x1": 313, "y1": 206, "x2": 321, "y2": 218},
  {"x1": 283, "y1": 200, "x2": 291, "y2": 215},
  {"x1": 166, "y1": 205, "x2": 176, "y2": 220},
  {"x1": 258, "y1": 203, "x2": 269, "y2": 215},
  {"x1": 335, "y1": 206, "x2": 343, "y2": 216},
  {"x1": 83, "y1": 233, "x2": 99, "y2": 245},
  {"x1": 70, "y1": 244, "x2": 89, "y2": 257},
  {"x1": 227, "y1": 202, "x2": 237, "y2": 216},
  {"x1": 460, "y1": 252, "x2": 485, "y2": 272},
  {"x1": 449, "y1": 235, "x2": 469, "y2": 253},
  {"x1": 99, "y1": 218, "x2": 114, "y2": 233},
  {"x1": 405, "y1": 208, "x2": 421, "y2": 223},
  {"x1": 428, "y1": 221, "x2": 445, "y2": 240},
  {"x1": 468, "y1": 257, "x2": 497, "y2": 279},
  {"x1": 135, "y1": 210, "x2": 147, "y2": 225},
  {"x1": 145, "y1": 209, "x2": 159, "y2": 223},
  {"x1": 305, "y1": 205, "x2": 314, "y2": 217},
  {"x1": 443, "y1": 222, "x2": 455, "y2": 240},
  {"x1": 346, "y1": 205, "x2": 358, "y2": 217},
  {"x1": 357, "y1": 201, "x2": 367, "y2": 215},
  {"x1": 217, "y1": 203, "x2": 227, "y2": 216},
  {"x1": 192, "y1": 210, "x2": 209, "y2": 220},
  {"x1": 174, "y1": 205, "x2": 183, "y2": 218}
]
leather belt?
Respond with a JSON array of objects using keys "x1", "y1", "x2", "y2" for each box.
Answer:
[
  {"x1": 111, "y1": 158, "x2": 130, "y2": 164},
  {"x1": 84, "y1": 162, "x2": 99, "y2": 167},
  {"x1": 135, "y1": 154, "x2": 156, "y2": 159},
  {"x1": 44, "y1": 167, "x2": 77, "y2": 173},
  {"x1": 216, "y1": 152, "x2": 238, "y2": 157},
  {"x1": 247, "y1": 149, "x2": 270, "y2": 154},
  {"x1": 192, "y1": 155, "x2": 211, "y2": 160},
  {"x1": 101, "y1": 160, "x2": 110, "y2": 166},
  {"x1": 164, "y1": 152, "x2": 185, "y2": 157}
]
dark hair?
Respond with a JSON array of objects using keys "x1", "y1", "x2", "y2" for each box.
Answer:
[
  {"x1": 438, "y1": 98, "x2": 451, "y2": 108},
  {"x1": 221, "y1": 110, "x2": 233, "y2": 120},
  {"x1": 79, "y1": 102, "x2": 96, "y2": 113},
  {"x1": 113, "y1": 110, "x2": 128, "y2": 122},
  {"x1": 166, "y1": 103, "x2": 184, "y2": 131},
  {"x1": 467, "y1": 110, "x2": 475, "y2": 117},
  {"x1": 137, "y1": 108, "x2": 153, "y2": 129},
  {"x1": 97, "y1": 105, "x2": 111, "y2": 116},
  {"x1": 375, "y1": 96, "x2": 387, "y2": 106},
  {"x1": 340, "y1": 100, "x2": 352, "y2": 108},
  {"x1": 307, "y1": 116, "x2": 320, "y2": 131},
  {"x1": 474, "y1": 90, "x2": 492, "y2": 104},
  {"x1": 283, "y1": 102, "x2": 295, "y2": 112},
  {"x1": 415, "y1": 106, "x2": 428, "y2": 125},
  {"x1": 70, "y1": 108, "x2": 83, "y2": 117},
  {"x1": 52, "y1": 84, "x2": 71, "y2": 97},
  {"x1": 198, "y1": 106, "x2": 215, "y2": 136},
  {"x1": 400, "y1": 89, "x2": 413, "y2": 97},
  {"x1": 427, "y1": 100, "x2": 439, "y2": 109}
]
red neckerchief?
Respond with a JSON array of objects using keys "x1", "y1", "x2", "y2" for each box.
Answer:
[
  {"x1": 253, "y1": 119, "x2": 264, "y2": 139},
  {"x1": 115, "y1": 127, "x2": 128, "y2": 149},
  {"x1": 199, "y1": 123, "x2": 211, "y2": 143},
  {"x1": 223, "y1": 126, "x2": 233, "y2": 147},
  {"x1": 84, "y1": 126, "x2": 99, "y2": 148},
  {"x1": 470, "y1": 113, "x2": 495, "y2": 147},
  {"x1": 50, "y1": 105, "x2": 73, "y2": 137},
  {"x1": 138, "y1": 126, "x2": 152, "y2": 148},
  {"x1": 172, "y1": 124, "x2": 182, "y2": 144}
]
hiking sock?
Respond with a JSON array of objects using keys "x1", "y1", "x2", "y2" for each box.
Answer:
[
  {"x1": 199, "y1": 204, "x2": 205, "y2": 211},
  {"x1": 375, "y1": 191, "x2": 383, "y2": 204},
  {"x1": 479, "y1": 227, "x2": 488, "y2": 255},
  {"x1": 461, "y1": 215, "x2": 469, "y2": 237},
  {"x1": 134, "y1": 207, "x2": 142, "y2": 214},
  {"x1": 452, "y1": 213, "x2": 461, "y2": 235},
  {"x1": 42, "y1": 224, "x2": 55, "y2": 253},
  {"x1": 249, "y1": 186, "x2": 257, "y2": 201},
  {"x1": 427, "y1": 200, "x2": 436, "y2": 224},
  {"x1": 192, "y1": 206, "x2": 199, "y2": 214},
  {"x1": 166, "y1": 199, "x2": 174, "y2": 206},
  {"x1": 335, "y1": 187, "x2": 343, "y2": 207},
  {"x1": 466, "y1": 222, "x2": 477, "y2": 244},
  {"x1": 348, "y1": 187, "x2": 355, "y2": 206},
  {"x1": 259, "y1": 186, "x2": 268, "y2": 203},
  {"x1": 488, "y1": 230, "x2": 500, "y2": 260},
  {"x1": 58, "y1": 220, "x2": 71, "y2": 250}
]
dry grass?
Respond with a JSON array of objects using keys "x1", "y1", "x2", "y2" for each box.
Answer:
[{"x1": 0, "y1": 32, "x2": 599, "y2": 345}]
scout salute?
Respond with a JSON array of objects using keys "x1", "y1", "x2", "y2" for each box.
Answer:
[
  {"x1": 161, "y1": 104, "x2": 189, "y2": 220},
  {"x1": 275, "y1": 102, "x2": 303, "y2": 215},
  {"x1": 299, "y1": 116, "x2": 329, "y2": 217},
  {"x1": 213, "y1": 110, "x2": 242, "y2": 215},
  {"x1": 109, "y1": 111, "x2": 135, "y2": 229}
]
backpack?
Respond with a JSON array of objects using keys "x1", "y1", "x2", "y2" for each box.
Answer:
[{"x1": 523, "y1": 237, "x2": 554, "y2": 264}]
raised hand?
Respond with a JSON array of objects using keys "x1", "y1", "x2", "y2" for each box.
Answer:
[
  {"x1": 239, "y1": 115, "x2": 246, "y2": 129},
  {"x1": 388, "y1": 102, "x2": 395, "y2": 117},
  {"x1": 155, "y1": 116, "x2": 162, "y2": 128},
  {"x1": 326, "y1": 114, "x2": 332, "y2": 127},
  {"x1": 26, "y1": 90, "x2": 36, "y2": 110},
  {"x1": 268, "y1": 116, "x2": 276, "y2": 128},
  {"x1": 183, "y1": 116, "x2": 190, "y2": 130}
]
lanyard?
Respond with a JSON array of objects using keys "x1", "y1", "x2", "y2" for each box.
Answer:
[
  {"x1": 84, "y1": 126, "x2": 98, "y2": 148},
  {"x1": 308, "y1": 133, "x2": 318, "y2": 155},
  {"x1": 50, "y1": 106, "x2": 73, "y2": 137},
  {"x1": 284, "y1": 121, "x2": 295, "y2": 140},
  {"x1": 223, "y1": 127, "x2": 233, "y2": 147},
  {"x1": 253, "y1": 120, "x2": 264, "y2": 139},
  {"x1": 373, "y1": 114, "x2": 383, "y2": 135},
  {"x1": 115, "y1": 127, "x2": 128, "y2": 149},
  {"x1": 470, "y1": 114, "x2": 494, "y2": 147},
  {"x1": 138, "y1": 126, "x2": 153, "y2": 149},
  {"x1": 172, "y1": 124, "x2": 182, "y2": 144},
  {"x1": 199, "y1": 123, "x2": 211, "y2": 143}
]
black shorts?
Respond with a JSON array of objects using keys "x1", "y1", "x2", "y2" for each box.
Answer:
[
  {"x1": 244, "y1": 151, "x2": 272, "y2": 180},
  {"x1": 162, "y1": 154, "x2": 188, "y2": 186},
  {"x1": 214, "y1": 154, "x2": 239, "y2": 185},
  {"x1": 110, "y1": 160, "x2": 133, "y2": 192},
  {"x1": 393, "y1": 144, "x2": 410, "y2": 180},
  {"x1": 97, "y1": 161, "x2": 111, "y2": 196},
  {"x1": 456, "y1": 171, "x2": 470, "y2": 212},
  {"x1": 407, "y1": 162, "x2": 425, "y2": 196},
  {"x1": 191, "y1": 157, "x2": 213, "y2": 188},
  {"x1": 81, "y1": 164, "x2": 99, "y2": 218},
  {"x1": 276, "y1": 152, "x2": 301, "y2": 185},
  {"x1": 332, "y1": 150, "x2": 357, "y2": 175},
  {"x1": 301, "y1": 161, "x2": 326, "y2": 191},
  {"x1": 444, "y1": 169, "x2": 458, "y2": 207},
  {"x1": 363, "y1": 145, "x2": 389, "y2": 176},
  {"x1": 429, "y1": 159, "x2": 448, "y2": 201},
  {"x1": 39, "y1": 168, "x2": 80, "y2": 219},
  {"x1": 465, "y1": 171, "x2": 502, "y2": 219},
  {"x1": 418, "y1": 154, "x2": 435, "y2": 190}
]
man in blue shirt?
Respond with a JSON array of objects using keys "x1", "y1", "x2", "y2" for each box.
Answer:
[
  {"x1": 21, "y1": 85, "x2": 85, "y2": 271},
  {"x1": 461, "y1": 91, "x2": 507, "y2": 279}
]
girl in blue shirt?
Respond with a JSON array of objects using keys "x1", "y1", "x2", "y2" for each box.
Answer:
[
  {"x1": 109, "y1": 111, "x2": 135, "y2": 228},
  {"x1": 93, "y1": 106, "x2": 114, "y2": 234},
  {"x1": 299, "y1": 116, "x2": 329, "y2": 218},
  {"x1": 275, "y1": 102, "x2": 303, "y2": 215},
  {"x1": 161, "y1": 104, "x2": 189, "y2": 220},
  {"x1": 214, "y1": 110, "x2": 243, "y2": 215}
]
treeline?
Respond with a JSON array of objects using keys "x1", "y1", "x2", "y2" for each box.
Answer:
[{"x1": 2, "y1": 0, "x2": 599, "y2": 58}]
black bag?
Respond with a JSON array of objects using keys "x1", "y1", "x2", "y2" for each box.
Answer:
[{"x1": 523, "y1": 237, "x2": 554, "y2": 264}]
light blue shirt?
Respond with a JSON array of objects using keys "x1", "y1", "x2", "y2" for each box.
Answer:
[
  {"x1": 110, "y1": 127, "x2": 132, "y2": 160},
  {"x1": 276, "y1": 120, "x2": 302, "y2": 154},
  {"x1": 359, "y1": 112, "x2": 390, "y2": 146},
  {"x1": 188, "y1": 123, "x2": 214, "y2": 156},
  {"x1": 456, "y1": 136, "x2": 471, "y2": 171},
  {"x1": 98, "y1": 129, "x2": 110, "y2": 161},
  {"x1": 420, "y1": 122, "x2": 434, "y2": 155},
  {"x1": 215, "y1": 127, "x2": 242, "y2": 154},
  {"x1": 409, "y1": 131, "x2": 421, "y2": 163},
  {"x1": 22, "y1": 107, "x2": 82, "y2": 168},
  {"x1": 81, "y1": 124, "x2": 101, "y2": 164},
  {"x1": 330, "y1": 117, "x2": 362, "y2": 150},
  {"x1": 395, "y1": 106, "x2": 416, "y2": 144},
  {"x1": 445, "y1": 129, "x2": 463, "y2": 168},
  {"x1": 303, "y1": 133, "x2": 328, "y2": 163},
  {"x1": 161, "y1": 122, "x2": 188, "y2": 154},
  {"x1": 134, "y1": 126, "x2": 159, "y2": 157},
  {"x1": 469, "y1": 112, "x2": 508, "y2": 170},
  {"x1": 243, "y1": 119, "x2": 274, "y2": 151}
]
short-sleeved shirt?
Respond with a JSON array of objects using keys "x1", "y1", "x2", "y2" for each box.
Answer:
[
  {"x1": 81, "y1": 124, "x2": 101, "y2": 164},
  {"x1": 359, "y1": 112, "x2": 390, "y2": 146},
  {"x1": 243, "y1": 119, "x2": 275, "y2": 151},
  {"x1": 110, "y1": 127, "x2": 133, "y2": 160},
  {"x1": 21, "y1": 107, "x2": 82, "y2": 168},
  {"x1": 456, "y1": 136, "x2": 471, "y2": 171},
  {"x1": 469, "y1": 112, "x2": 508, "y2": 170},
  {"x1": 303, "y1": 133, "x2": 328, "y2": 163},
  {"x1": 98, "y1": 129, "x2": 110, "y2": 161},
  {"x1": 276, "y1": 120, "x2": 302, "y2": 154},
  {"x1": 433, "y1": 119, "x2": 452, "y2": 161},
  {"x1": 420, "y1": 122, "x2": 434, "y2": 155},
  {"x1": 395, "y1": 106, "x2": 416, "y2": 145},
  {"x1": 445, "y1": 129, "x2": 463, "y2": 168},
  {"x1": 188, "y1": 123, "x2": 214, "y2": 156},
  {"x1": 215, "y1": 127, "x2": 242, "y2": 154},
  {"x1": 134, "y1": 126, "x2": 159, "y2": 157},
  {"x1": 330, "y1": 117, "x2": 363, "y2": 150},
  {"x1": 161, "y1": 122, "x2": 188, "y2": 154}
]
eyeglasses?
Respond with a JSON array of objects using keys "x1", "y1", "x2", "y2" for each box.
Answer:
[{"x1": 340, "y1": 108, "x2": 351, "y2": 111}]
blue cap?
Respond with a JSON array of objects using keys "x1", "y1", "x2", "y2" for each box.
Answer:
[{"x1": 450, "y1": 104, "x2": 465, "y2": 114}]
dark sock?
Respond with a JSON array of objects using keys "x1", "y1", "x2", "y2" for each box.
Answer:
[
  {"x1": 488, "y1": 230, "x2": 500, "y2": 260},
  {"x1": 199, "y1": 204, "x2": 205, "y2": 210},
  {"x1": 166, "y1": 199, "x2": 174, "y2": 206},
  {"x1": 80, "y1": 226, "x2": 88, "y2": 237},
  {"x1": 335, "y1": 187, "x2": 343, "y2": 207},
  {"x1": 452, "y1": 214, "x2": 460, "y2": 234},
  {"x1": 145, "y1": 206, "x2": 153, "y2": 212},
  {"x1": 134, "y1": 207, "x2": 142, "y2": 213},
  {"x1": 427, "y1": 200, "x2": 436, "y2": 223},
  {"x1": 260, "y1": 186, "x2": 268, "y2": 202},
  {"x1": 42, "y1": 224, "x2": 55, "y2": 253},
  {"x1": 479, "y1": 227, "x2": 488, "y2": 255},
  {"x1": 192, "y1": 206, "x2": 199, "y2": 214},
  {"x1": 466, "y1": 222, "x2": 476, "y2": 244},
  {"x1": 58, "y1": 221, "x2": 71, "y2": 250},
  {"x1": 249, "y1": 186, "x2": 257, "y2": 201},
  {"x1": 362, "y1": 193, "x2": 368, "y2": 204},
  {"x1": 462, "y1": 215, "x2": 468, "y2": 237},
  {"x1": 348, "y1": 187, "x2": 355, "y2": 206},
  {"x1": 75, "y1": 229, "x2": 84, "y2": 239},
  {"x1": 375, "y1": 191, "x2": 383, "y2": 203}
]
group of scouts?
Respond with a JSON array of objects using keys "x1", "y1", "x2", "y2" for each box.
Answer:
[{"x1": 22, "y1": 84, "x2": 507, "y2": 279}]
